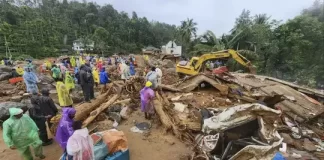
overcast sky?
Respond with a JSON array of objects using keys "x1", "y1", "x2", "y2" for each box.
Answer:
[{"x1": 90, "y1": 0, "x2": 315, "y2": 36}]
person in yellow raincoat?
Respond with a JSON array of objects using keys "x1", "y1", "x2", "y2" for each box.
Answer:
[
  {"x1": 45, "y1": 61, "x2": 51, "y2": 70},
  {"x1": 64, "y1": 71, "x2": 75, "y2": 93},
  {"x1": 92, "y1": 68, "x2": 99, "y2": 87},
  {"x1": 3, "y1": 108, "x2": 46, "y2": 160},
  {"x1": 0, "y1": 60, "x2": 4, "y2": 65},
  {"x1": 56, "y1": 78, "x2": 73, "y2": 107},
  {"x1": 70, "y1": 56, "x2": 76, "y2": 68},
  {"x1": 144, "y1": 55, "x2": 149, "y2": 62},
  {"x1": 79, "y1": 56, "x2": 85, "y2": 65},
  {"x1": 16, "y1": 66, "x2": 24, "y2": 76}
]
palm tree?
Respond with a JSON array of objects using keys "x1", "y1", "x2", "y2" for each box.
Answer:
[{"x1": 178, "y1": 18, "x2": 197, "y2": 43}]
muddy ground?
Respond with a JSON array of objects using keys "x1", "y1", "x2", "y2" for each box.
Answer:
[{"x1": 0, "y1": 109, "x2": 191, "y2": 160}]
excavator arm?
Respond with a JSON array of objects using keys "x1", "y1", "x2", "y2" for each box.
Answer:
[{"x1": 193, "y1": 49, "x2": 256, "y2": 74}]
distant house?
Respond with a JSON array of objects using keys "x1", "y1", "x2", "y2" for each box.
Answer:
[
  {"x1": 161, "y1": 41, "x2": 182, "y2": 57},
  {"x1": 72, "y1": 39, "x2": 94, "y2": 51}
]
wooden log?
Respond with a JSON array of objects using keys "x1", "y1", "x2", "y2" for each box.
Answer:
[
  {"x1": 74, "y1": 91, "x2": 110, "y2": 121},
  {"x1": 113, "y1": 98, "x2": 131, "y2": 105},
  {"x1": 153, "y1": 92, "x2": 172, "y2": 130},
  {"x1": 82, "y1": 94, "x2": 120, "y2": 127}
]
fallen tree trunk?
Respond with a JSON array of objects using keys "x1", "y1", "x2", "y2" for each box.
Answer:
[
  {"x1": 154, "y1": 92, "x2": 173, "y2": 130},
  {"x1": 113, "y1": 98, "x2": 131, "y2": 105},
  {"x1": 74, "y1": 88, "x2": 111, "y2": 121},
  {"x1": 82, "y1": 94, "x2": 120, "y2": 127}
]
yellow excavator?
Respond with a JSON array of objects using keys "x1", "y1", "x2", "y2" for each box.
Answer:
[{"x1": 176, "y1": 49, "x2": 256, "y2": 76}]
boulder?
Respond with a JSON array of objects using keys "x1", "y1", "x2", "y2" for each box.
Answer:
[
  {"x1": 303, "y1": 138, "x2": 317, "y2": 152},
  {"x1": 37, "y1": 74, "x2": 54, "y2": 84},
  {"x1": 20, "y1": 98, "x2": 33, "y2": 109},
  {"x1": 11, "y1": 96, "x2": 23, "y2": 102},
  {"x1": 18, "y1": 91, "x2": 24, "y2": 95},
  {"x1": 0, "y1": 102, "x2": 28, "y2": 121},
  {"x1": 23, "y1": 93, "x2": 31, "y2": 98},
  {"x1": 0, "y1": 73, "x2": 12, "y2": 81},
  {"x1": 162, "y1": 59, "x2": 174, "y2": 68},
  {"x1": 0, "y1": 66, "x2": 13, "y2": 73}
]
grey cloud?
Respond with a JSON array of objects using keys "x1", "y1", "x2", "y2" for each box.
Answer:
[{"x1": 90, "y1": 0, "x2": 314, "y2": 36}]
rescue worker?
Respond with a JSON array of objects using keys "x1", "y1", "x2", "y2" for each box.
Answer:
[
  {"x1": 64, "y1": 71, "x2": 75, "y2": 92},
  {"x1": 16, "y1": 66, "x2": 24, "y2": 76},
  {"x1": 55, "y1": 108, "x2": 76, "y2": 150},
  {"x1": 3, "y1": 108, "x2": 46, "y2": 160},
  {"x1": 56, "y1": 78, "x2": 73, "y2": 108},
  {"x1": 80, "y1": 65, "x2": 94, "y2": 103},
  {"x1": 51, "y1": 65, "x2": 61, "y2": 81},
  {"x1": 140, "y1": 81, "x2": 155, "y2": 119},
  {"x1": 99, "y1": 67, "x2": 110, "y2": 88},
  {"x1": 30, "y1": 93, "x2": 53, "y2": 146},
  {"x1": 38, "y1": 89, "x2": 58, "y2": 127},
  {"x1": 92, "y1": 67, "x2": 99, "y2": 87},
  {"x1": 23, "y1": 67, "x2": 39, "y2": 93},
  {"x1": 155, "y1": 67, "x2": 162, "y2": 86},
  {"x1": 70, "y1": 56, "x2": 76, "y2": 68},
  {"x1": 120, "y1": 62, "x2": 130, "y2": 82},
  {"x1": 0, "y1": 59, "x2": 4, "y2": 65},
  {"x1": 130, "y1": 62, "x2": 136, "y2": 76},
  {"x1": 146, "y1": 67, "x2": 158, "y2": 89},
  {"x1": 67, "y1": 121, "x2": 94, "y2": 160}
]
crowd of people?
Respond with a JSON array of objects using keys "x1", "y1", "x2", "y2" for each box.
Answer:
[{"x1": 1, "y1": 53, "x2": 164, "y2": 160}]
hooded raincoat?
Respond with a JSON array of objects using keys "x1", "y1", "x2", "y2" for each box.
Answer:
[
  {"x1": 55, "y1": 108, "x2": 76, "y2": 150},
  {"x1": 70, "y1": 56, "x2": 76, "y2": 67},
  {"x1": 56, "y1": 81, "x2": 73, "y2": 107},
  {"x1": 140, "y1": 87, "x2": 155, "y2": 113},
  {"x1": 99, "y1": 68, "x2": 110, "y2": 84},
  {"x1": 65, "y1": 71, "x2": 75, "y2": 91},
  {"x1": 92, "y1": 68, "x2": 99, "y2": 84},
  {"x1": 67, "y1": 128, "x2": 94, "y2": 160},
  {"x1": 23, "y1": 67, "x2": 39, "y2": 93},
  {"x1": 120, "y1": 63, "x2": 130, "y2": 80},
  {"x1": 130, "y1": 62, "x2": 136, "y2": 76},
  {"x1": 16, "y1": 67, "x2": 24, "y2": 76},
  {"x1": 3, "y1": 108, "x2": 43, "y2": 159}
]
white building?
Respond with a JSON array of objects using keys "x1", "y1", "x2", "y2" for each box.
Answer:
[
  {"x1": 72, "y1": 39, "x2": 94, "y2": 51},
  {"x1": 161, "y1": 41, "x2": 182, "y2": 57}
]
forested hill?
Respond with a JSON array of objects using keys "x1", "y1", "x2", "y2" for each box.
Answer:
[
  {"x1": 1, "y1": 0, "x2": 324, "y2": 87},
  {"x1": 0, "y1": 0, "x2": 177, "y2": 58}
]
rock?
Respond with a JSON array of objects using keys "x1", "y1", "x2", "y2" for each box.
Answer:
[
  {"x1": 20, "y1": 98, "x2": 32, "y2": 109},
  {"x1": 18, "y1": 91, "x2": 24, "y2": 95},
  {"x1": 37, "y1": 74, "x2": 54, "y2": 84},
  {"x1": 0, "y1": 73, "x2": 11, "y2": 81},
  {"x1": 23, "y1": 93, "x2": 31, "y2": 98},
  {"x1": 120, "y1": 106, "x2": 130, "y2": 119},
  {"x1": 11, "y1": 96, "x2": 23, "y2": 102},
  {"x1": 0, "y1": 66, "x2": 13, "y2": 73},
  {"x1": 0, "y1": 102, "x2": 28, "y2": 120},
  {"x1": 280, "y1": 133, "x2": 294, "y2": 145},
  {"x1": 162, "y1": 59, "x2": 174, "y2": 68},
  {"x1": 304, "y1": 138, "x2": 317, "y2": 152}
]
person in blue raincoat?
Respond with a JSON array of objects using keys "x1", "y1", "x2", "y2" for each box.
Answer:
[
  {"x1": 99, "y1": 67, "x2": 110, "y2": 86},
  {"x1": 23, "y1": 67, "x2": 39, "y2": 93},
  {"x1": 129, "y1": 62, "x2": 136, "y2": 76}
]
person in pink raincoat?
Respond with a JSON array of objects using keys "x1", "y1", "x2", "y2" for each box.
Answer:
[
  {"x1": 66, "y1": 121, "x2": 94, "y2": 160},
  {"x1": 140, "y1": 81, "x2": 155, "y2": 119}
]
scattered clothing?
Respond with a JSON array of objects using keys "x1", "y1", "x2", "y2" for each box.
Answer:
[
  {"x1": 55, "y1": 108, "x2": 76, "y2": 150},
  {"x1": 3, "y1": 108, "x2": 44, "y2": 160},
  {"x1": 67, "y1": 128, "x2": 94, "y2": 160}
]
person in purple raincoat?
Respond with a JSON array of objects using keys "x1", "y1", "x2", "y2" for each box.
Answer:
[
  {"x1": 55, "y1": 108, "x2": 76, "y2": 150},
  {"x1": 140, "y1": 81, "x2": 155, "y2": 119}
]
